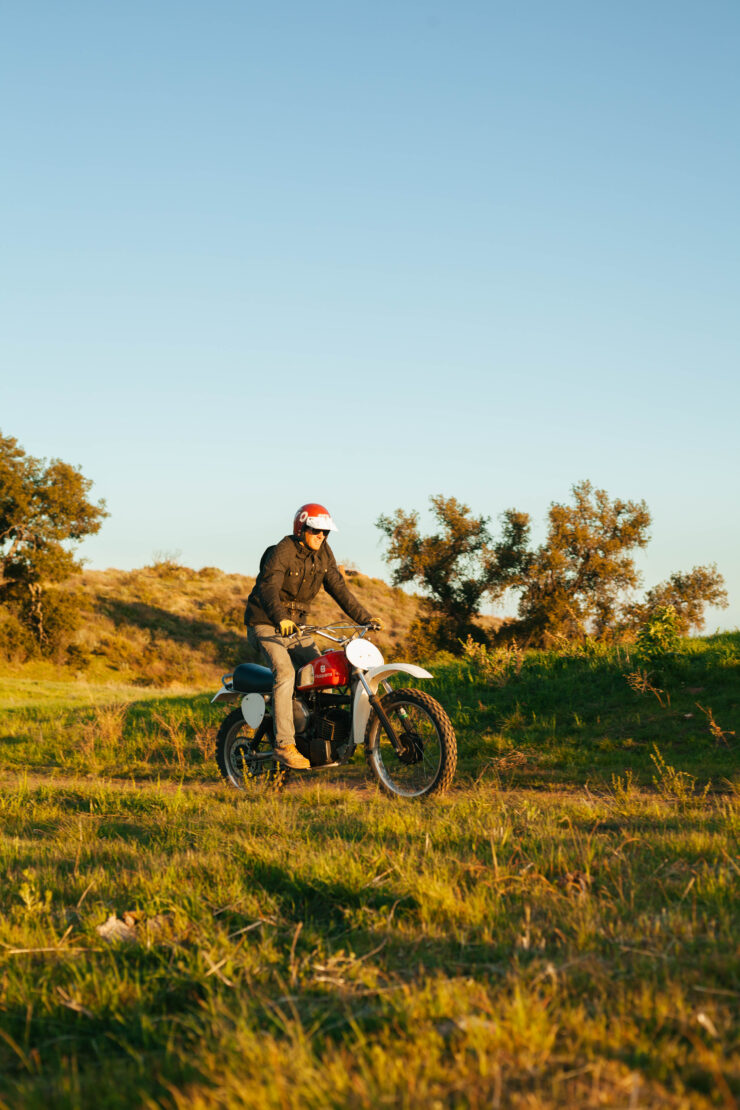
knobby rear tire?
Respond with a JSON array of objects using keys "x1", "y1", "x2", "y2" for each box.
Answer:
[
  {"x1": 364, "y1": 688, "x2": 457, "y2": 799},
  {"x1": 215, "y1": 708, "x2": 284, "y2": 790}
]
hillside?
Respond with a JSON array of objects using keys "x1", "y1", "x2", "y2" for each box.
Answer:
[{"x1": 39, "y1": 560, "x2": 426, "y2": 686}]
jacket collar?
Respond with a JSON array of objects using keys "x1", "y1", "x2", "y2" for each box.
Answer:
[{"x1": 291, "y1": 534, "x2": 316, "y2": 561}]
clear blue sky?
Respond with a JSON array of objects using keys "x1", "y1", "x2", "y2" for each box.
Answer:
[{"x1": 2, "y1": 1, "x2": 738, "y2": 630}]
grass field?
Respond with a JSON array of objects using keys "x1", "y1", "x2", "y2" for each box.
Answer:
[{"x1": 0, "y1": 633, "x2": 738, "y2": 1108}]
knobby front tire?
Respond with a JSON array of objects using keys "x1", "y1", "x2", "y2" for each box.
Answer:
[
  {"x1": 215, "y1": 708, "x2": 283, "y2": 789},
  {"x1": 364, "y1": 688, "x2": 457, "y2": 798}
]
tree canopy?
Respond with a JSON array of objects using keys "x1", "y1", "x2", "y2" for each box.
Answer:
[
  {"x1": 376, "y1": 495, "x2": 529, "y2": 651},
  {"x1": 377, "y1": 482, "x2": 728, "y2": 651},
  {"x1": 512, "y1": 480, "x2": 652, "y2": 643},
  {"x1": 0, "y1": 432, "x2": 108, "y2": 649},
  {"x1": 376, "y1": 497, "x2": 488, "y2": 652},
  {"x1": 625, "y1": 564, "x2": 728, "y2": 636}
]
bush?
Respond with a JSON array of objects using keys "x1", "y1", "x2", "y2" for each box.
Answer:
[
  {"x1": 0, "y1": 607, "x2": 37, "y2": 662},
  {"x1": 405, "y1": 607, "x2": 487, "y2": 660},
  {"x1": 635, "y1": 605, "x2": 681, "y2": 660}
]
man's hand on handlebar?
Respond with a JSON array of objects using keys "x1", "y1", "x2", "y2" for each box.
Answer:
[{"x1": 274, "y1": 620, "x2": 381, "y2": 640}]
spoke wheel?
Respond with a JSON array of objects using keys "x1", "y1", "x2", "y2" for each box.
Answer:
[
  {"x1": 364, "y1": 688, "x2": 457, "y2": 798},
  {"x1": 215, "y1": 708, "x2": 283, "y2": 789}
]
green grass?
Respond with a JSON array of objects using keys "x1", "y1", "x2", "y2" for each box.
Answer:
[
  {"x1": 0, "y1": 676, "x2": 177, "y2": 711},
  {"x1": 3, "y1": 632, "x2": 737, "y2": 790},
  {"x1": 424, "y1": 631, "x2": 740, "y2": 789},
  {"x1": 0, "y1": 633, "x2": 738, "y2": 1107}
]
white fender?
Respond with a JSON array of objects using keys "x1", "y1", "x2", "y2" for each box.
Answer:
[
  {"x1": 352, "y1": 663, "x2": 432, "y2": 746},
  {"x1": 211, "y1": 687, "x2": 240, "y2": 705}
]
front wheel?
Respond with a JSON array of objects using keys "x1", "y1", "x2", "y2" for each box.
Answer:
[
  {"x1": 215, "y1": 708, "x2": 283, "y2": 789},
  {"x1": 364, "y1": 688, "x2": 457, "y2": 798}
]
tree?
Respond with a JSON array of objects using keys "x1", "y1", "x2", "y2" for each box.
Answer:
[
  {"x1": 511, "y1": 481, "x2": 652, "y2": 644},
  {"x1": 625, "y1": 564, "x2": 728, "y2": 635},
  {"x1": 0, "y1": 432, "x2": 108, "y2": 651},
  {"x1": 379, "y1": 482, "x2": 728, "y2": 654},
  {"x1": 376, "y1": 495, "x2": 489, "y2": 652},
  {"x1": 376, "y1": 495, "x2": 529, "y2": 652}
]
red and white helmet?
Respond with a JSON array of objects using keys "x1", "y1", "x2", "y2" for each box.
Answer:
[{"x1": 293, "y1": 503, "x2": 338, "y2": 537}]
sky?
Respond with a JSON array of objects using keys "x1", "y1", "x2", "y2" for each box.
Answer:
[{"x1": 1, "y1": 0, "x2": 738, "y2": 630}]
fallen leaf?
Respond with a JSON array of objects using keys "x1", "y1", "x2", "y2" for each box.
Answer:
[
  {"x1": 96, "y1": 914, "x2": 137, "y2": 944},
  {"x1": 696, "y1": 1010, "x2": 719, "y2": 1038}
]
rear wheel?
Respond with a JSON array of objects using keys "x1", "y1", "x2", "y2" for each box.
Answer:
[
  {"x1": 364, "y1": 688, "x2": 457, "y2": 798},
  {"x1": 215, "y1": 708, "x2": 283, "y2": 789}
]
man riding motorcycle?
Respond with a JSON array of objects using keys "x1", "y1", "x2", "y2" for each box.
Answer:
[{"x1": 244, "y1": 503, "x2": 383, "y2": 769}]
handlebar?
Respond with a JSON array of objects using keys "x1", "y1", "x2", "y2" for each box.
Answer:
[{"x1": 277, "y1": 622, "x2": 374, "y2": 644}]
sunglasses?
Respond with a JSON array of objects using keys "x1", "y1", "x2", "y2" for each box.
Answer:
[{"x1": 306, "y1": 526, "x2": 327, "y2": 536}]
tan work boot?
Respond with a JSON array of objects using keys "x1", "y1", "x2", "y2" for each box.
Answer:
[{"x1": 276, "y1": 744, "x2": 311, "y2": 770}]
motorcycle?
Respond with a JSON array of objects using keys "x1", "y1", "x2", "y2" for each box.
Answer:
[{"x1": 212, "y1": 623, "x2": 457, "y2": 799}]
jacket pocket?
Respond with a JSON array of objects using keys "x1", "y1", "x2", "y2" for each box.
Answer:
[
  {"x1": 284, "y1": 569, "x2": 301, "y2": 598},
  {"x1": 303, "y1": 567, "x2": 323, "y2": 604}
]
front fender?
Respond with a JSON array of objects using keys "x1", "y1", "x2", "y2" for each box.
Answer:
[{"x1": 352, "y1": 663, "x2": 432, "y2": 747}]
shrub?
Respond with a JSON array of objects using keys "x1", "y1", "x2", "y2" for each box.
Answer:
[
  {"x1": 0, "y1": 606, "x2": 37, "y2": 662},
  {"x1": 635, "y1": 605, "x2": 681, "y2": 660}
]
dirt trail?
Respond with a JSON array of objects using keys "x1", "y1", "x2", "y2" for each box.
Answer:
[
  {"x1": 0, "y1": 768, "x2": 599, "y2": 804},
  {"x1": 0, "y1": 767, "x2": 378, "y2": 799}
]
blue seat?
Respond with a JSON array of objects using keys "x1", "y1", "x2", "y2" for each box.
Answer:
[{"x1": 232, "y1": 662, "x2": 273, "y2": 693}]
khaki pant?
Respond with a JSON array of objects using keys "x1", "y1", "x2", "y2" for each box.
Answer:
[{"x1": 247, "y1": 624, "x2": 320, "y2": 748}]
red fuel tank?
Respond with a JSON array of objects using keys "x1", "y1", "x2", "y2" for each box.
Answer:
[{"x1": 296, "y1": 649, "x2": 351, "y2": 690}]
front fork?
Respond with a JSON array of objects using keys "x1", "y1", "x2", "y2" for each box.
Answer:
[{"x1": 357, "y1": 673, "x2": 404, "y2": 754}]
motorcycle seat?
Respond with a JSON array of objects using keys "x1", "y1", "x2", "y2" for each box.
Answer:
[{"x1": 232, "y1": 662, "x2": 273, "y2": 693}]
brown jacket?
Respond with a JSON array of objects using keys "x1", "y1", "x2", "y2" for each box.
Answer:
[{"x1": 244, "y1": 535, "x2": 372, "y2": 629}]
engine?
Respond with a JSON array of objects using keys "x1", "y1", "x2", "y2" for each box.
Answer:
[
  {"x1": 292, "y1": 694, "x2": 352, "y2": 766},
  {"x1": 292, "y1": 697, "x2": 312, "y2": 734}
]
